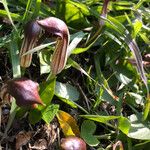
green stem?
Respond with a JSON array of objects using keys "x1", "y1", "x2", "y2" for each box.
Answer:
[
  {"x1": 85, "y1": 27, "x2": 102, "y2": 46},
  {"x1": 134, "y1": 0, "x2": 145, "y2": 10},
  {"x1": 46, "y1": 72, "x2": 56, "y2": 81},
  {"x1": 127, "y1": 137, "x2": 132, "y2": 150},
  {"x1": 143, "y1": 96, "x2": 150, "y2": 121}
]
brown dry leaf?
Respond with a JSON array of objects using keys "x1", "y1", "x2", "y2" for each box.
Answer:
[
  {"x1": 29, "y1": 139, "x2": 48, "y2": 150},
  {"x1": 16, "y1": 131, "x2": 33, "y2": 150},
  {"x1": 56, "y1": 110, "x2": 80, "y2": 137},
  {"x1": 40, "y1": 124, "x2": 58, "y2": 145}
]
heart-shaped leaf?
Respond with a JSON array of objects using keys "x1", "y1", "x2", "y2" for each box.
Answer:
[
  {"x1": 81, "y1": 115, "x2": 130, "y2": 135},
  {"x1": 128, "y1": 114, "x2": 150, "y2": 140},
  {"x1": 55, "y1": 81, "x2": 79, "y2": 102},
  {"x1": 81, "y1": 120, "x2": 99, "y2": 146},
  {"x1": 55, "y1": 81, "x2": 79, "y2": 108}
]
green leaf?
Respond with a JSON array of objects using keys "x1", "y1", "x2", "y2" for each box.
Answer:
[
  {"x1": 81, "y1": 115, "x2": 131, "y2": 135},
  {"x1": 0, "y1": 9, "x2": 21, "y2": 21},
  {"x1": 107, "y1": 16, "x2": 147, "y2": 87},
  {"x1": 100, "y1": 89, "x2": 118, "y2": 106},
  {"x1": 68, "y1": 31, "x2": 86, "y2": 56},
  {"x1": 112, "y1": 60, "x2": 136, "y2": 83},
  {"x1": 81, "y1": 120, "x2": 100, "y2": 146},
  {"x1": 72, "y1": 33, "x2": 101, "y2": 54},
  {"x1": 117, "y1": 73, "x2": 132, "y2": 85},
  {"x1": 68, "y1": 1, "x2": 90, "y2": 15},
  {"x1": 69, "y1": 58, "x2": 118, "y2": 106},
  {"x1": 139, "y1": 33, "x2": 150, "y2": 44},
  {"x1": 64, "y1": 1, "x2": 89, "y2": 29},
  {"x1": 42, "y1": 104, "x2": 59, "y2": 124},
  {"x1": 105, "y1": 16, "x2": 149, "y2": 118},
  {"x1": 134, "y1": 0, "x2": 146, "y2": 10},
  {"x1": 55, "y1": 81, "x2": 79, "y2": 102},
  {"x1": 40, "y1": 78, "x2": 56, "y2": 105},
  {"x1": 68, "y1": 58, "x2": 92, "y2": 79},
  {"x1": 22, "y1": 42, "x2": 55, "y2": 56},
  {"x1": 22, "y1": 0, "x2": 32, "y2": 22},
  {"x1": 54, "y1": 81, "x2": 84, "y2": 109},
  {"x1": 29, "y1": 109, "x2": 42, "y2": 125},
  {"x1": 133, "y1": 19, "x2": 142, "y2": 38},
  {"x1": 104, "y1": 31, "x2": 122, "y2": 45},
  {"x1": 128, "y1": 114, "x2": 150, "y2": 140},
  {"x1": 128, "y1": 92, "x2": 144, "y2": 105},
  {"x1": 39, "y1": 51, "x2": 50, "y2": 74},
  {"x1": 71, "y1": 46, "x2": 88, "y2": 55},
  {"x1": 81, "y1": 115, "x2": 120, "y2": 124},
  {"x1": 9, "y1": 33, "x2": 21, "y2": 78},
  {"x1": 1, "y1": 0, "x2": 17, "y2": 31},
  {"x1": 113, "y1": 1, "x2": 133, "y2": 6},
  {"x1": 107, "y1": 15, "x2": 126, "y2": 35},
  {"x1": 32, "y1": 0, "x2": 41, "y2": 18},
  {"x1": 118, "y1": 117, "x2": 131, "y2": 135},
  {"x1": 133, "y1": 141, "x2": 150, "y2": 150}
]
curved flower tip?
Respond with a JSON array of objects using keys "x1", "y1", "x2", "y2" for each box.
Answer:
[
  {"x1": 1, "y1": 78, "x2": 44, "y2": 108},
  {"x1": 20, "y1": 21, "x2": 41, "y2": 68},
  {"x1": 60, "y1": 136, "x2": 86, "y2": 150},
  {"x1": 37, "y1": 17, "x2": 70, "y2": 75}
]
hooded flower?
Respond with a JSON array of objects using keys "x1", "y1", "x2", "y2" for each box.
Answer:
[{"x1": 0, "y1": 78, "x2": 44, "y2": 108}]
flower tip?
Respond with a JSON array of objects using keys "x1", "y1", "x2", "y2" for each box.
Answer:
[
  {"x1": 20, "y1": 20, "x2": 41, "y2": 68},
  {"x1": 31, "y1": 101, "x2": 46, "y2": 109},
  {"x1": 2, "y1": 78, "x2": 45, "y2": 108},
  {"x1": 60, "y1": 136, "x2": 86, "y2": 150}
]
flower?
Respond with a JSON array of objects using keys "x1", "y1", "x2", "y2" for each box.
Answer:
[
  {"x1": 20, "y1": 17, "x2": 70, "y2": 75},
  {"x1": 20, "y1": 21, "x2": 41, "y2": 67},
  {"x1": 0, "y1": 78, "x2": 44, "y2": 108},
  {"x1": 60, "y1": 136, "x2": 86, "y2": 150},
  {"x1": 37, "y1": 17, "x2": 70, "y2": 75}
]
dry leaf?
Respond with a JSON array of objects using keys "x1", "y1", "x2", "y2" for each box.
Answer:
[
  {"x1": 41, "y1": 124, "x2": 58, "y2": 145},
  {"x1": 16, "y1": 131, "x2": 33, "y2": 149},
  {"x1": 29, "y1": 139, "x2": 48, "y2": 150},
  {"x1": 58, "y1": 119, "x2": 75, "y2": 137},
  {"x1": 57, "y1": 110, "x2": 80, "y2": 137}
]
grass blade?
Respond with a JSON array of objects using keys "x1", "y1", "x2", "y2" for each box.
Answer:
[
  {"x1": 1, "y1": 0, "x2": 17, "y2": 32},
  {"x1": 9, "y1": 33, "x2": 21, "y2": 78},
  {"x1": 22, "y1": 42, "x2": 56, "y2": 56},
  {"x1": 22, "y1": 0, "x2": 32, "y2": 22}
]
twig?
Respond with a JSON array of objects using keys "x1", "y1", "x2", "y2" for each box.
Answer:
[{"x1": 76, "y1": 83, "x2": 90, "y2": 112}]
